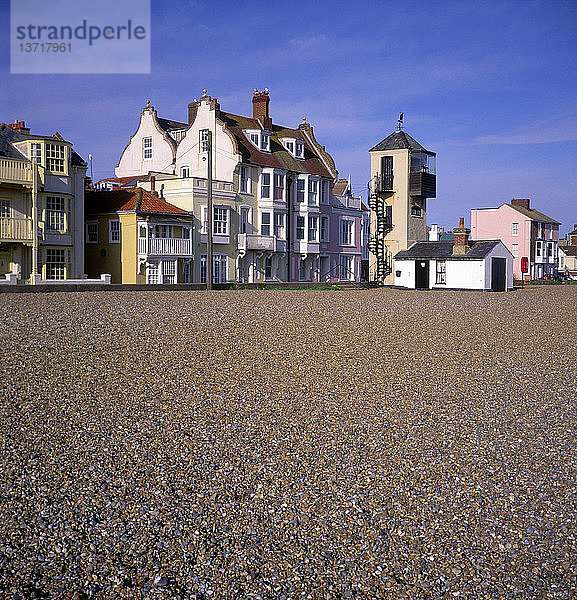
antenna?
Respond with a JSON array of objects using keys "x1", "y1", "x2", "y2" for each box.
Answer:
[{"x1": 398, "y1": 112, "x2": 404, "y2": 130}]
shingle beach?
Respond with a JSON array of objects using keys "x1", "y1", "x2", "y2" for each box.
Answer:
[{"x1": 1, "y1": 287, "x2": 575, "y2": 599}]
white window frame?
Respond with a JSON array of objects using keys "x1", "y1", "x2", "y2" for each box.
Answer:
[
  {"x1": 261, "y1": 172, "x2": 271, "y2": 199},
  {"x1": 339, "y1": 255, "x2": 354, "y2": 281},
  {"x1": 274, "y1": 212, "x2": 285, "y2": 239},
  {"x1": 512, "y1": 243, "x2": 519, "y2": 258},
  {"x1": 30, "y1": 143, "x2": 42, "y2": 164},
  {"x1": 44, "y1": 247, "x2": 66, "y2": 280},
  {"x1": 260, "y1": 133, "x2": 270, "y2": 152},
  {"x1": 264, "y1": 256, "x2": 273, "y2": 280},
  {"x1": 143, "y1": 137, "x2": 153, "y2": 160},
  {"x1": 296, "y1": 178, "x2": 305, "y2": 203},
  {"x1": 0, "y1": 199, "x2": 11, "y2": 219},
  {"x1": 45, "y1": 196, "x2": 67, "y2": 233},
  {"x1": 436, "y1": 260, "x2": 446, "y2": 284},
  {"x1": 240, "y1": 166, "x2": 251, "y2": 194},
  {"x1": 180, "y1": 165, "x2": 190, "y2": 178},
  {"x1": 214, "y1": 207, "x2": 229, "y2": 235},
  {"x1": 46, "y1": 143, "x2": 66, "y2": 173},
  {"x1": 512, "y1": 222, "x2": 519, "y2": 236},
  {"x1": 109, "y1": 219, "x2": 121, "y2": 243},
  {"x1": 308, "y1": 179, "x2": 318, "y2": 204},
  {"x1": 296, "y1": 215, "x2": 305, "y2": 240},
  {"x1": 274, "y1": 173, "x2": 284, "y2": 200},
  {"x1": 320, "y1": 180, "x2": 329, "y2": 204},
  {"x1": 261, "y1": 211, "x2": 271, "y2": 236},
  {"x1": 308, "y1": 215, "x2": 318, "y2": 242},
  {"x1": 200, "y1": 254, "x2": 227, "y2": 284},
  {"x1": 295, "y1": 140, "x2": 304, "y2": 159},
  {"x1": 340, "y1": 218, "x2": 354, "y2": 246},
  {"x1": 86, "y1": 221, "x2": 98, "y2": 244},
  {"x1": 320, "y1": 215, "x2": 329, "y2": 242}
]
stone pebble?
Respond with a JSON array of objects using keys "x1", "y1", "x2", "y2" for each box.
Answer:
[{"x1": 0, "y1": 286, "x2": 576, "y2": 599}]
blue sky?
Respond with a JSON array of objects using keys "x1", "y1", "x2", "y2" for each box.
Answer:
[{"x1": 2, "y1": 0, "x2": 577, "y2": 235}]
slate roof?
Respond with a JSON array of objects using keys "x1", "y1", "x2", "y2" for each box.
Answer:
[
  {"x1": 332, "y1": 179, "x2": 349, "y2": 196},
  {"x1": 395, "y1": 240, "x2": 504, "y2": 260},
  {"x1": 218, "y1": 112, "x2": 336, "y2": 178},
  {"x1": 508, "y1": 203, "x2": 560, "y2": 225},
  {"x1": 369, "y1": 130, "x2": 434, "y2": 154},
  {"x1": 85, "y1": 188, "x2": 188, "y2": 216},
  {"x1": 157, "y1": 118, "x2": 189, "y2": 131},
  {"x1": 153, "y1": 108, "x2": 337, "y2": 179},
  {"x1": 0, "y1": 123, "x2": 86, "y2": 167}
]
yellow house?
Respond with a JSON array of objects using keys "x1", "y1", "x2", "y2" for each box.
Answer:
[
  {"x1": 85, "y1": 187, "x2": 193, "y2": 284},
  {"x1": 0, "y1": 121, "x2": 87, "y2": 282}
]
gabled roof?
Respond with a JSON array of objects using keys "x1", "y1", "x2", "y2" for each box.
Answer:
[
  {"x1": 370, "y1": 130, "x2": 434, "y2": 154},
  {"x1": 217, "y1": 111, "x2": 336, "y2": 178},
  {"x1": 560, "y1": 245, "x2": 577, "y2": 257},
  {"x1": 85, "y1": 188, "x2": 188, "y2": 216},
  {"x1": 508, "y1": 203, "x2": 560, "y2": 225},
  {"x1": 395, "y1": 240, "x2": 504, "y2": 260}
]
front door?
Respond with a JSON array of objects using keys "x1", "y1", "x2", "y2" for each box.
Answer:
[
  {"x1": 0, "y1": 247, "x2": 12, "y2": 276},
  {"x1": 415, "y1": 260, "x2": 429, "y2": 289},
  {"x1": 491, "y1": 258, "x2": 506, "y2": 291},
  {"x1": 319, "y1": 256, "x2": 329, "y2": 281}
]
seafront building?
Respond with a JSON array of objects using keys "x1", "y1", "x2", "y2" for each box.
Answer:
[
  {"x1": 471, "y1": 198, "x2": 560, "y2": 280},
  {"x1": 367, "y1": 127, "x2": 437, "y2": 285},
  {"x1": 0, "y1": 121, "x2": 86, "y2": 283},
  {"x1": 105, "y1": 90, "x2": 364, "y2": 284}
]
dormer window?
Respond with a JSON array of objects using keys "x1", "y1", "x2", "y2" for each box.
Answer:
[
  {"x1": 245, "y1": 130, "x2": 271, "y2": 153},
  {"x1": 281, "y1": 138, "x2": 305, "y2": 159},
  {"x1": 295, "y1": 140, "x2": 304, "y2": 159},
  {"x1": 260, "y1": 133, "x2": 270, "y2": 152}
]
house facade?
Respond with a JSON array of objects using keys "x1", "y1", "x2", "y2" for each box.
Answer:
[
  {"x1": 113, "y1": 91, "x2": 364, "y2": 284},
  {"x1": 85, "y1": 187, "x2": 193, "y2": 284},
  {"x1": 0, "y1": 121, "x2": 86, "y2": 282},
  {"x1": 368, "y1": 128, "x2": 437, "y2": 285},
  {"x1": 559, "y1": 224, "x2": 577, "y2": 279},
  {"x1": 471, "y1": 198, "x2": 560, "y2": 280},
  {"x1": 395, "y1": 218, "x2": 513, "y2": 291}
]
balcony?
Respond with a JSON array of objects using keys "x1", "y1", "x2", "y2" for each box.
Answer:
[
  {"x1": 0, "y1": 158, "x2": 34, "y2": 186},
  {"x1": 0, "y1": 217, "x2": 34, "y2": 242},
  {"x1": 237, "y1": 233, "x2": 277, "y2": 252},
  {"x1": 138, "y1": 237, "x2": 193, "y2": 256},
  {"x1": 408, "y1": 172, "x2": 436, "y2": 198}
]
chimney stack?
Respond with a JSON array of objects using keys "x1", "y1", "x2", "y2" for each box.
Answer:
[
  {"x1": 511, "y1": 198, "x2": 530, "y2": 210},
  {"x1": 150, "y1": 175, "x2": 155, "y2": 191},
  {"x1": 252, "y1": 89, "x2": 272, "y2": 130},
  {"x1": 452, "y1": 217, "x2": 471, "y2": 256},
  {"x1": 8, "y1": 120, "x2": 30, "y2": 134}
]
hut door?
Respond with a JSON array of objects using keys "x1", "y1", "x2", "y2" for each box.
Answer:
[{"x1": 415, "y1": 260, "x2": 429, "y2": 289}]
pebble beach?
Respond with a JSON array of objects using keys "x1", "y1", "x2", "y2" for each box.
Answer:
[{"x1": 1, "y1": 287, "x2": 576, "y2": 599}]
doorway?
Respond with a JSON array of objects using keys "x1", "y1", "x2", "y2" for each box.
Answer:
[
  {"x1": 415, "y1": 260, "x2": 429, "y2": 289},
  {"x1": 491, "y1": 258, "x2": 506, "y2": 292}
]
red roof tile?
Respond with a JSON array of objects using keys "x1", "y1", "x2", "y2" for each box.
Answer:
[{"x1": 85, "y1": 188, "x2": 188, "y2": 216}]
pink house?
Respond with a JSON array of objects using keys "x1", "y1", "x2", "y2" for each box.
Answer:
[{"x1": 471, "y1": 198, "x2": 560, "y2": 280}]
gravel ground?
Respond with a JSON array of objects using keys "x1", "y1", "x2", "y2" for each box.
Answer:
[{"x1": 0, "y1": 287, "x2": 576, "y2": 600}]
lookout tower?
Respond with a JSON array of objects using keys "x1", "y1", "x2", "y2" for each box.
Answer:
[{"x1": 368, "y1": 127, "x2": 436, "y2": 285}]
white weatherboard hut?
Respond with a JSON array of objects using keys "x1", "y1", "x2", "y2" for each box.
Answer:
[{"x1": 394, "y1": 218, "x2": 514, "y2": 291}]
